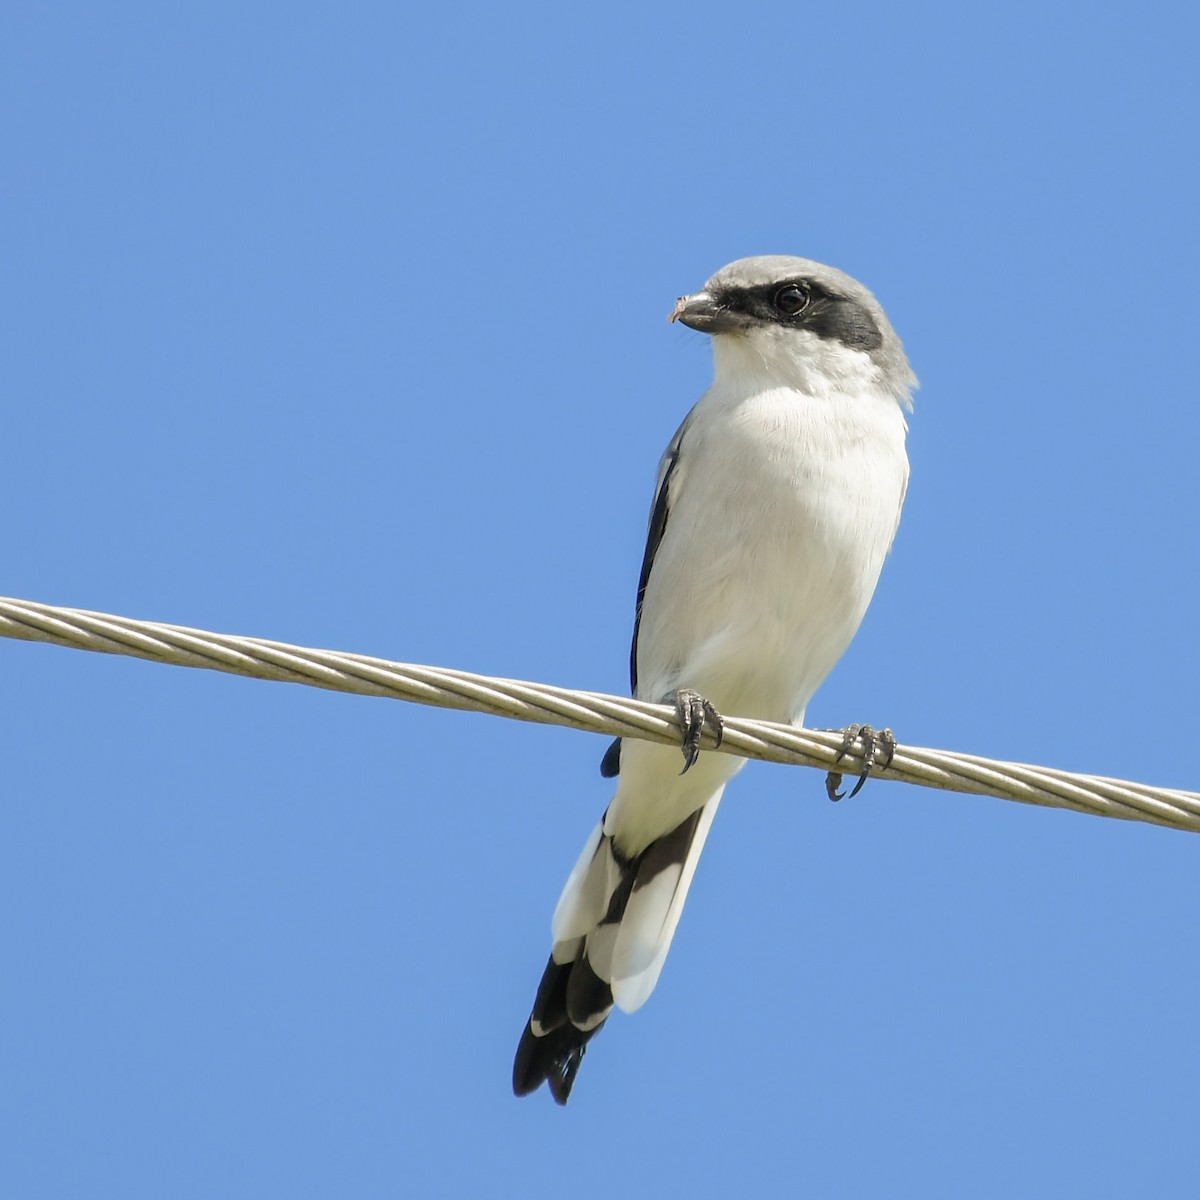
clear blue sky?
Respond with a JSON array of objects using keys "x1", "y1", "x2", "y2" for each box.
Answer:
[{"x1": 4, "y1": 3, "x2": 1199, "y2": 1196}]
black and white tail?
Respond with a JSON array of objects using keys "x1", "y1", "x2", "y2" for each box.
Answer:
[{"x1": 512, "y1": 792, "x2": 723, "y2": 1104}]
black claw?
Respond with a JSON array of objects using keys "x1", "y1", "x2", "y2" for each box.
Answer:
[
  {"x1": 710, "y1": 707, "x2": 725, "y2": 750},
  {"x1": 665, "y1": 689, "x2": 724, "y2": 774},
  {"x1": 833, "y1": 723, "x2": 863, "y2": 767},
  {"x1": 826, "y1": 724, "x2": 896, "y2": 801}
]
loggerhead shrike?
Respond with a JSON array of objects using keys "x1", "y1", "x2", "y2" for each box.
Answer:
[{"x1": 513, "y1": 256, "x2": 915, "y2": 1104}]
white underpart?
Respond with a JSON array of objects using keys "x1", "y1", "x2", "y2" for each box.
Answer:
[{"x1": 552, "y1": 320, "x2": 910, "y2": 1016}]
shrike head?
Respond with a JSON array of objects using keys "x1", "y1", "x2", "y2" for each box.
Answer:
[{"x1": 671, "y1": 255, "x2": 916, "y2": 405}]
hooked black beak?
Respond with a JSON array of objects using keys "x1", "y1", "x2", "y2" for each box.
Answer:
[{"x1": 667, "y1": 290, "x2": 739, "y2": 333}]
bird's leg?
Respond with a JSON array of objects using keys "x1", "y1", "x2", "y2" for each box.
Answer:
[
  {"x1": 825, "y1": 725, "x2": 896, "y2": 801},
  {"x1": 663, "y1": 689, "x2": 724, "y2": 774}
]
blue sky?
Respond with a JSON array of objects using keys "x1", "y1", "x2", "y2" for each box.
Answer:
[{"x1": 3, "y1": 3, "x2": 1199, "y2": 1196}]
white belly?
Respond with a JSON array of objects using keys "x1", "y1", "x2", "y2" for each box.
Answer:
[
  {"x1": 636, "y1": 384, "x2": 908, "y2": 722},
  {"x1": 609, "y1": 382, "x2": 908, "y2": 855}
]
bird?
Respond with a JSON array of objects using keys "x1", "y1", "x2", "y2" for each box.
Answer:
[{"x1": 512, "y1": 255, "x2": 916, "y2": 1104}]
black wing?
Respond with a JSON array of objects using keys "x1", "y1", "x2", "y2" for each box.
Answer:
[
  {"x1": 630, "y1": 422, "x2": 687, "y2": 692},
  {"x1": 601, "y1": 418, "x2": 690, "y2": 779}
]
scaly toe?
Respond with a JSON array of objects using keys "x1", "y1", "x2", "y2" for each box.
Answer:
[
  {"x1": 827, "y1": 724, "x2": 897, "y2": 800},
  {"x1": 665, "y1": 689, "x2": 724, "y2": 774}
]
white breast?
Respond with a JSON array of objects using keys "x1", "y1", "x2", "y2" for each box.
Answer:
[{"x1": 634, "y1": 377, "x2": 909, "y2": 727}]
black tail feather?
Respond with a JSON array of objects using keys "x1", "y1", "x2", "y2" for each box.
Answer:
[
  {"x1": 513, "y1": 955, "x2": 609, "y2": 1104},
  {"x1": 512, "y1": 1015, "x2": 605, "y2": 1104},
  {"x1": 513, "y1": 806, "x2": 709, "y2": 1103}
]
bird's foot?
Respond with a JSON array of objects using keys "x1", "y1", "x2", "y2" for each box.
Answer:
[
  {"x1": 663, "y1": 689, "x2": 724, "y2": 774},
  {"x1": 825, "y1": 724, "x2": 896, "y2": 801}
]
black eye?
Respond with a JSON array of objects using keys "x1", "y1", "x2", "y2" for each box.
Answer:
[{"x1": 773, "y1": 283, "x2": 810, "y2": 317}]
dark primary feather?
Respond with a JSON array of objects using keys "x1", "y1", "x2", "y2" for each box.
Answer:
[{"x1": 599, "y1": 737, "x2": 620, "y2": 777}]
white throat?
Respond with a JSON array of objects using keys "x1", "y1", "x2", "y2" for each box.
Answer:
[{"x1": 712, "y1": 325, "x2": 907, "y2": 407}]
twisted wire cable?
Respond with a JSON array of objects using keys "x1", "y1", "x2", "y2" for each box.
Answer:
[{"x1": 2, "y1": 595, "x2": 1197, "y2": 834}]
